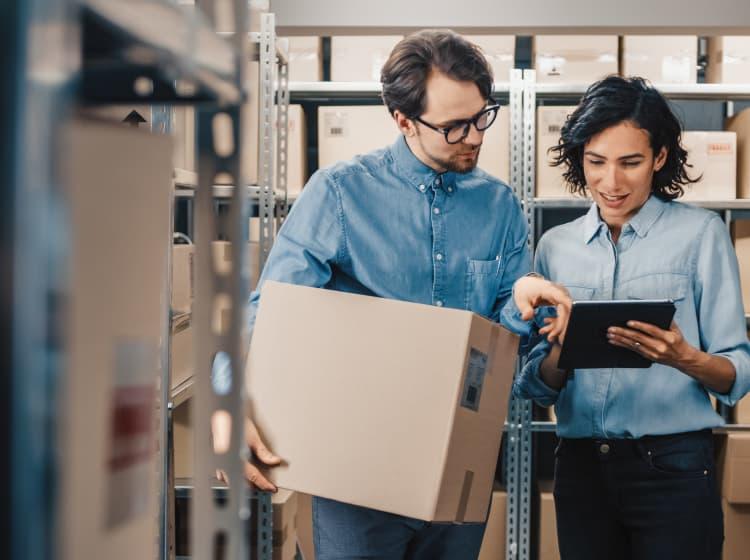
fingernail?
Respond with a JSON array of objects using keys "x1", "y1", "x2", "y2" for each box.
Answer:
[{"x1": 627, "y1": 321, "x2": 635, "y2": 327}]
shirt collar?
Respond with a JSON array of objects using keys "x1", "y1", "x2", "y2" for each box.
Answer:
[
  {"x1": 583, "y1": 194, "x2": 667, "y2": 244},
  {"x1": 389, "y1": 134, "x2": 456, "y2": 194}
]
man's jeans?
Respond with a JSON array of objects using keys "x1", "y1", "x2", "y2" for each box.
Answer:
[
  {"x1": 554, "y1": 429, "x2": 723, "y2": 560},
  {"x1": 312, "y1": 496, "x2": 488, "y2": 559}
]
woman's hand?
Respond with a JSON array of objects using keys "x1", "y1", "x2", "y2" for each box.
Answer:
[{"x1": 607, "y1": 320, "x2": 694, "y2": 368}]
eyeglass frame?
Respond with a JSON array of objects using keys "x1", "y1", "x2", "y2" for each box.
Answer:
[{"x1": 413, "y1": 97, "x2": 501, "y2": 145}]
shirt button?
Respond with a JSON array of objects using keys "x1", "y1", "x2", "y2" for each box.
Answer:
[
  {"x1": 436, "y1": 253, "x2": 443, "y2": 261},
  {"x1": 599, "y1": 443, "x2": 610, "y2": 454},
  {"x1": 418, "y1": 184, "x2": 426, "y2": 192},
  {"x1": 447, "y1": 186, "x2": 453, "y2": 193},
  {"x1": 436, "y1": 300, "x2": 444, "y2": 307},
  {"x1": 433, "y1": 207, "x2": 441, "y2": 215},
  {"x1": 436, "y1": 176, "x2": 442, "y2": 186}
]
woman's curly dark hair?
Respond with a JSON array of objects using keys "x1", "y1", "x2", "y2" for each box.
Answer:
[{"x1": 550, "y1": 75, "x2": 698, "y2": 200}]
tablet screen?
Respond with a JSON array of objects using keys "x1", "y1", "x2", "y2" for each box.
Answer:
[{"x1": 557, "y1": 299, "x2": 676, "y2": 370}]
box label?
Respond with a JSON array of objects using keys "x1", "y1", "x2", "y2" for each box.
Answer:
[
  {"x1": 461, "y1": 348, "x2": 488, "y2": 411},
  {"x1": 324, "y1": 111, "x2": 349, "y2": 138}
]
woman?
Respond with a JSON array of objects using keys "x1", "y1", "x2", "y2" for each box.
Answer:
[{"x1": 514, "y1": 75, "x2": 750, "y2": 560}]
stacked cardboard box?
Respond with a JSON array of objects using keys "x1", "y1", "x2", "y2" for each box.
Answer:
[
  {"x1": 534, "y1": 36, "x2": 618, "y2": 84},
  {"x1": 621, "y1": 36, "x2": 697, "y2": 84},
  {"x1": 732, "y1": 221, "x2": 750, "y2": 314},
  {"x1": 59, "y1": 119, "x2": 173, "y2": 560},
  {"x1": 283, "y1": 37, "x2": 323, "y2": 82},
  {"x1": 536, "y1": 106, "x2": 578, "y2": 198},
  {"x1": 330, "y1": 36, "x2": 403, "y2": 82},
  {"x1": 680, "y1": 131, "x2": 737, "y2": 201},
  {"x1": 478, "y1": 484, "x2": 507, "y2": 560},
  {"x1": 726, "y1": 108, "x2": 750, "y2": 199},
  {"x1": 247, "y1": 281, "x2": 519, "y2": 521},
  {"x1": 467, "y1": 35, "x2": 516, "y2": 83},
  {"x1": 538, "y1": 480, "x2": 560, "y2": 560},
  {"x1": 707, "y1": 37, "x2": 750, "y2": 84},
  {"x1": 718, "y1": 434, "x2": 750, "y2": 560}
]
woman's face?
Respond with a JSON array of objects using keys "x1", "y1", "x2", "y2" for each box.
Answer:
[{"x1": 583, "y1": 121, "x2": 667, "y2": 230}]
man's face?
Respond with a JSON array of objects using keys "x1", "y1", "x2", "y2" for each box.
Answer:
[{"x1": 411, "y1": 71, "x2": 487, "y2": 173}]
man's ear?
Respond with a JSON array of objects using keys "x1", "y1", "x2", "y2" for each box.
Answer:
[{"x1": 393, "y1": 110, "x2": 417, "y2": 137}]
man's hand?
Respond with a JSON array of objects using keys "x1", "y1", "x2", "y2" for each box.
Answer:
[
  {"x1": 215, "y1": 417, "x2": 282, "y2": 492},
  {"x1": 513, "y1": 275, "x2": 572, "y2": 344}
]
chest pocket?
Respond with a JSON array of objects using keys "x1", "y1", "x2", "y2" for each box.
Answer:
[
  {"x1": 465, "y1": 258, "x2": 504, "y2": 316},
  {"x1": 619, "y1": 273, "x2": 689, "y2": 321},
  {"x1": 565, "y1": 285, "x2": 596, "y2": 301}
]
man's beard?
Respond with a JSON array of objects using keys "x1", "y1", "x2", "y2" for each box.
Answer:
[{"x1": 417, "y1": 135, "x2": 481, "y2": 173}]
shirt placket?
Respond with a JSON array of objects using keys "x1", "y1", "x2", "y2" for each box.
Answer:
[{"x1": 430, "y1": 176, "x2": 446, "y2": 308}]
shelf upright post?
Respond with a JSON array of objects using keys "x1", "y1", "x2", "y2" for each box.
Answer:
[
  {"x1": 276, "y1": 39, "x2": 291, "y2": 229},
  {"x1": 258, "y1": 13, "x2": 277, "y2": 270},
  {"x1": 191, "y1": 1, "x2": 251, "y2": 559}
]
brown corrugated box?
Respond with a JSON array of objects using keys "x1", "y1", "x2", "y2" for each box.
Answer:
[
  {"x1": 60, "y1": 118, "x2": 172, "y2": 560},
  {"x1": 536, "y1": 106, "x2": 578, "y2": 198},
  {"x1": 330, "y1": 36, "x2": 403, "y2": 82},
  {"x1": 247, "y1": 281, "x2": 519, "y2": 522},
  {"x1": 621, "y1": 36, "x2": 697, "y2": 84},
  {"x1": 731, "y1": 221, "x2": 750, "y2": 314},
  {"x1": 680, "y1": 131, "x2": 737, "y2": 201},
  {"x1": 538, "y1": 480, "x2": 560, "y2": 560},
  {"x1": 722, "y1": 499, "x2": 750, "y2": 560},
  {"x1": 172, "y1": 244, "x2": 194, "y2": 314},
  {"x1": 478, "y1": 106, "x2": 510, "y2": 183},
  {"x1": 534, "y1": 36, "x2": 618, "y2": 84},
  {"x1": 726, "y1": 108, "x2": 750, "y2": 199},
  {"x1": 735, "y1": 397, "x2": 750, "y2": 424},
  {"x1": 284, "y1": 37, "x2": 323, "y2": 82},
  {"x1": 296, "y1": 493, "x2": 315, "y2": 560},
  {"x1": 467, "y1": 35, "x2": 516, "y2": 83},
  {"x1": 718, "y1": 434, "x2": 750, "y2": 504},
  {"x1": 707, "y1": 37, "x2": 750, "y2": 84},
  {"x1": 271, "y1": 490, "x2": 299, "y2": 560},
  {"x1": 317, "y1": 105, "x2": 397, "y2": 168},
  {"x1": 478, "y1": 484, "x2": 507, "y2": 560},
  {"x1": 173, "y1": 399, "x2": 193, "y2": 479}
]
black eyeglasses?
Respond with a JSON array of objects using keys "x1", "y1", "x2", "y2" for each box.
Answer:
[{"x1": 415, "y1": 98, "x2": 500, "y2": 144}]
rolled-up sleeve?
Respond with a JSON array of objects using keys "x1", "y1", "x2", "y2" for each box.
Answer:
[
  {"x1": 696, "y1": 216, "x2": 750, "y2": 406},
  {"x1": 510, "y1": 236, "x2": 561, "y2": 407}
]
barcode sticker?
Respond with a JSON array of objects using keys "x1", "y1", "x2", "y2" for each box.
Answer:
[
  {"x1": 324, "y1": 112, "x2": 348, "y2": 138},
  {"x1": 461, "y1": 348, "x2": 488, "y2": 412}
]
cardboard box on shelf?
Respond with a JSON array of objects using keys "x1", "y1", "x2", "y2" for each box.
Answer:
[
  {"x1": 534, "y1": 36, "x2": 618, "y2": 84},
  {"x1": 173, "y1": 106, "x2": 195, "y2": 173},
  {"x1": 680, "y1": 131, "x2": 737, "y2": 201},
  {"x1": 621, "y1": 36, "x2": 697, "y2": 84},
  {"x1": 317, "y1": 105, "x2": 398, "y2": 168},
  {"x1": 478, "y1": 485, "x2": 507, "y2": 560},
  {"x1": 706, "y1": 37, "x2": 750, "y2": 84},
  {"x1": 284, "y1": 37, "x2": 323, "y2": 82},
  {"x1": 723, "y1": 499, "x2": 750, "y2": 560},
  {"x1": 726, "y1": 108, "x2": 750, "y2": 199},
  {"x1": 539, "y1": 480, "x2": 560, "y2": 560},
  {"x1": 467, "y1": 35, "x2": 516, "y2": 83},
  {"x1": 536, "y1": 106, "x2": 577, "y2": 198},
  {"x1": 717, "y1": 433, "x2": 750, "y2": 504},
  {"x1": 60, "y1": 119, "x2": 172, "y2": 560},
  {"x1": 280, "y1": 104, "x2": 308, "y2": 195},
  {"x1": 297, "y1": 493, "x2": 315, "y2": 560},
  {"x1": 732, "y1": 220, "x2": 750, "y2": 314},
  {"x1": 247, "y1": 281, "x2": 519, "y2": 522},
  {"x1": 735, "y1": 397, "x2": 750, "y2": 424},
  {"x1": 478, "y1": 106, "x2": 510, "y2": 183},
  {"x1": 172, "y1": 244, "x2": 194, "y2": 314},
  {"x1": 173, "y1": 399, "x2": 193, "y2": 479},
  {"x1": 330, "y1": 36, "x2": 403, "y2": 82},
  {"x1": 272, "y1": 490, "x2": 298, "y2": 560},
  {"x1": 171, "y1": 312, "x2": 193, "y2": 391}
]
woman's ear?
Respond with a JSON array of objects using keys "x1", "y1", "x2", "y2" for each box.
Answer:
[
  {"x1": 654, "y1": 146, "x2": 668, "y2": 172},
  {"x1": 393, "y1": 110, "x2": 416, "y2": 137}
]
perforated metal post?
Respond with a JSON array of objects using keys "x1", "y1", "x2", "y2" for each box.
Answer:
[
  {"x1": 504, "y1": 68, "x2": 524, "y2": 560},
  {"x1": 191, "y1": 1, "x2": 250, "y2": 559},
  {"x1": 258, "y1": 13, "x2": 277, "y2": 270},
  {"x1": 275, "y1": 45, "x2": 290, "y2": 229}
]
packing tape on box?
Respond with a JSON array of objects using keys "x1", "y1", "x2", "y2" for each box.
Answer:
[{"x1": 456, "y1": 470, "x2": 475, "y2": 523}]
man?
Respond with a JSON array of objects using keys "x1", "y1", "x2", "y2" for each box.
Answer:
[{"x1": 237, "y1": 29, "x2": 569, "y2": 559}]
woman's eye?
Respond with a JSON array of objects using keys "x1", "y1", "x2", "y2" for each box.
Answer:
[
  {"x1": 622, "y1": 161, "x2": 642, "y2": 168},
  {"x1": 587, "y1": 160, "x2": 604, "y2": 166}
]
